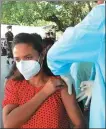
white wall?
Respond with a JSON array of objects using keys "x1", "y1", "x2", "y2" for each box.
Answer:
[{"x1": 1, "y1": 24, "x2": 45, "y2": 38}]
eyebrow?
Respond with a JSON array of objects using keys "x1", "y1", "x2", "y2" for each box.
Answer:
[
  {"x1": 23, "y1": 54, "x2": 32, "y2": 57},
  {"x1": 14, "y1": 54, "x2": 32, "y2": 59}
]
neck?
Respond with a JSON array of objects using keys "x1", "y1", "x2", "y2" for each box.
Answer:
[{"x1": 28, "y1": 69, "x2": 49, "y2": 87}]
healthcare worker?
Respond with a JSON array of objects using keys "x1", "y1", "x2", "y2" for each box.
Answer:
[
  {"x1": 47, "y1": 3, "x2": 105, "y2": 128},
  {"x1": 59, "y1": 26, "x2": 93, "y2": 112},
  {"x1": 76, "y1": 0, "x2": 104, "y2": 105}
]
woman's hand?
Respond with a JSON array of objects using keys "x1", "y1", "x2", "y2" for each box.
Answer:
[{"x1": 42, "y1": 77, "x2": 65, "y2": 96}]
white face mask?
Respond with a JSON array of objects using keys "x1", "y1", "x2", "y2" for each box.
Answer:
[{"x1": 16, "y1": 59, "x2": 41, "y2": 80}]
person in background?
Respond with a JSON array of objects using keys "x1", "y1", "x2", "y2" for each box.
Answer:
[
  {"x1": 49, "y1": 31, "x2": 56, "y2": 41},
  {"x1": 1, "y1": 47, "x2": 7, "y2": 56},
  {"x1": 45, "y1": 32, "x2": 50, "y2": 38},
  {"x1": 2, "y1": 33, "x2": 86, "y2": 128},
  {"x1": 45, "y1": 31, "x2": 56, "y2": 42},
  {"x1": 58, "y1": 27, "x2": 93, "y2": 113},
  {"x1": 5, "y1": 25, "x2": 14, "y2": 65}
]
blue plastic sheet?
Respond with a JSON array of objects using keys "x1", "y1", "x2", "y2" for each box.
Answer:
[{"x1": 47, "y1": 4, "x2": 105, "y2": 128}]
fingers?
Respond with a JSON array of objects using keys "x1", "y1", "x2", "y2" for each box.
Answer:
[
  {"x1": 56, "y1": 79, "x2": 66, "y2": 88},
  {"x1": 80, "y1": 81, "x2": 88, "y2": 87},
  {"x1": 81, "y1": 85, "x2": 89, "y2": 89},
  {"x1": 80, "y1": 81, "x2": 94, "y2": 88},
  {"x1": 80, "y1": 85, "x2": 89, "y2": 91},
  {"x1": 51, "y1": 76, "x2": 60, "y2": 79},
  {"x1": 56, "y1": 84, "x2": 64, "y2": 88},
  {"x1": 56, "y1": 85, "x2": 65, "y2": 90},
  {"x1": 56, "y1": 79, "x2": 67, "y2": 90},
  {"x1": 51, "y1": 76, "x2": 65, "y2": 86},
  {"x1": 68, "y1": 85, "x2": 72, "y2": 95},
  {"x1": 61, "y1": 77, "x2": 73, "y2": 94},
  {"x1": 76, "y1": 92, "x2": 85, "y2": 99},
  {"x1": 80, "y1": 83, "x2": 87, "y2": 88},
  {"x1": 60, "y1": 75, "x2": 74, "y2": 85},
  {"x1": 85, "y1": 96, "x2": 91, "y2": 106},
  {"x1": 77, "y1": 94, "x2": 87, "y2": 102}
]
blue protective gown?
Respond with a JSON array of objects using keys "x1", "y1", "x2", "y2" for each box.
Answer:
[
  {"x1": 47, "y1": 4, "x2": 105, "y2": 128},
  {"x1": 89, "y1": 64, "x2": 96, "y2": 80}
]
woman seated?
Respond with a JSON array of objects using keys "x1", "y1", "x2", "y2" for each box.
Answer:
[{"x1": 2, "y1": 33, "x2": 86, "y2": 128}]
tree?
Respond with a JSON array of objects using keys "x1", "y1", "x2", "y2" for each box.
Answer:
[{"x1": 1, "y1": 1, "x2": 96, "y2": 31}]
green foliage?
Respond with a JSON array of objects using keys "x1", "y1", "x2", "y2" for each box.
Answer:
[{"x1": 1, "y1": 1, "x2": 96, "y2": 31}]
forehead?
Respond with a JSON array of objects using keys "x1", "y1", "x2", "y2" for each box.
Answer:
[{"x1": 13, "y1": 43, "x2": 39, "y2": 57}]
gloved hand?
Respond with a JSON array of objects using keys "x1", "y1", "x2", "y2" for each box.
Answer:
[
  {"x1": 61, "y1": 74, "x2": 75, "y2": 95},
  {"x1": 76, "y1": 80, "x2": 94, "y2": 106}
]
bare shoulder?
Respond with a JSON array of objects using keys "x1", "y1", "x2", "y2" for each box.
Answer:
[{"x1": 60, "y1": 84, "x2": 76, "y2": 98}]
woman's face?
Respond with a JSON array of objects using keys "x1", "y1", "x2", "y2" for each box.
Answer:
[{"x1": 13, "y1": 43, "x2": 40, "y2": 62}]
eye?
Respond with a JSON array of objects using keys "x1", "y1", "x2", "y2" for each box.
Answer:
[
  {"x1": 14, "y1": 58, "x2": 20, "y2": 62},
  {"x1": 26, "y1": 56, "x2": 33, "y2": 60}
]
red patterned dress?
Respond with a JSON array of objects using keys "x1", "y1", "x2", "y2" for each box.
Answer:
[{"x1": 2, "y1": 79, "x2": 70, "y2": 128}]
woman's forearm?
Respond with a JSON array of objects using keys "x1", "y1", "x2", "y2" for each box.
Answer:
[{"x1": 4, "y1": 90, "x2": 48, "y2": 128}]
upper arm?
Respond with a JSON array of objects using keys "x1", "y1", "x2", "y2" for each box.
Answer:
[
  {"x1": 61, "y1": 85, "x2": 85, "y2": 127},
  {"x1": 2, "y1": 80, "x2": 20, "y2": 127},
  {"x1": 2, "y1": 80, "x2": 19, "y2": 108}
]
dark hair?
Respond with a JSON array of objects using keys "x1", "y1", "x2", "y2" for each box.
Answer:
[
  {"x1": 7, "y1": 25, "x2": 12, "y2": 29},
  {"x1": 31, "y1": 33, "x2": 42, "y2": 43},
  {"x1": 8, "y1": 33, "x2": 54, "y2": 80},
  {"x1": 12, "y1": 33, "x2": 43, "y2": 53},
  {"x1": 5, "y1": 62, "x2": 24, "y2": 80},
  {"x1": 42, "y1": 38, "x2": 55, "y2": 49}
]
